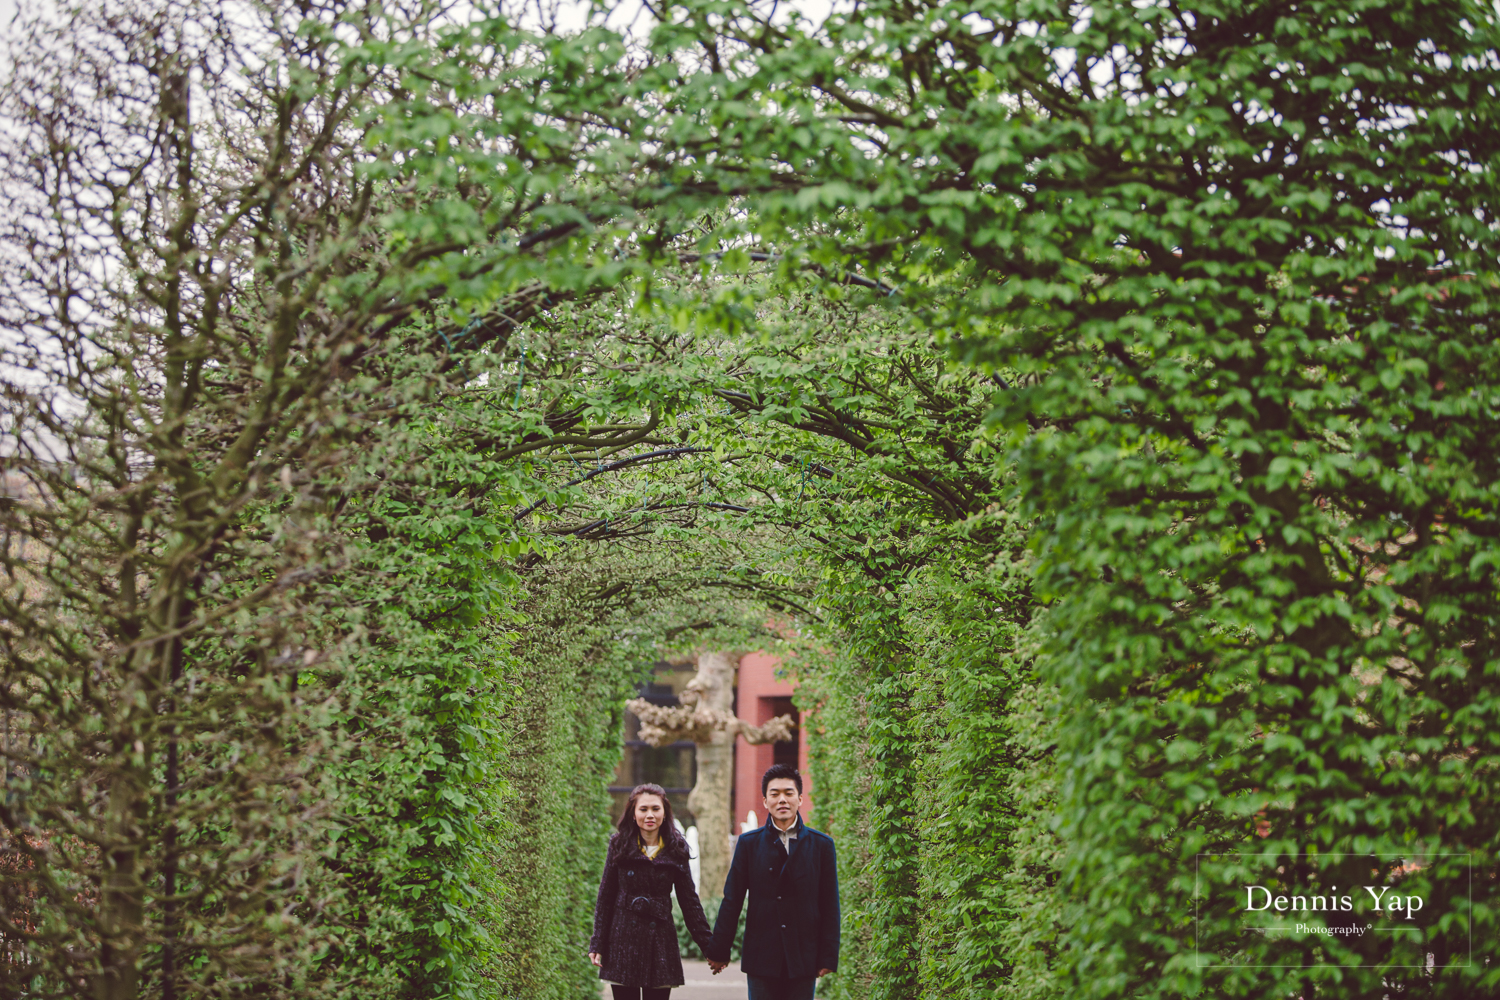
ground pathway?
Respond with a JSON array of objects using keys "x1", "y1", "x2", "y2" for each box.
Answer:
[{"x1": 599, "y1": 961, "x2": 747, "y2": 1000}]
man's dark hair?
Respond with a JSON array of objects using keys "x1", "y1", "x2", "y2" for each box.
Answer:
[{"x1": 762, "y1": 763, "x2": 803, "y2": 796}]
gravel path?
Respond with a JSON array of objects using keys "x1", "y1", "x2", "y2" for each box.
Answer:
[{"x1": 599, "y1": 960, "x2": 747, "y2": 1000}]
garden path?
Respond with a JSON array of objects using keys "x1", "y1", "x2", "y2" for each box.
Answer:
[{"x1": 599, "y1": 960, "x2": 747, "y2": 1000}]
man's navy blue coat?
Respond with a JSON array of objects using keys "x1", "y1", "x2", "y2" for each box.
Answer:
[{"x1": 707, "y1": 815, "x2": 840, "y2": 978}]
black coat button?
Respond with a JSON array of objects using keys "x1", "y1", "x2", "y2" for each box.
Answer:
[{"x1": 627, "y1": 870, "x2": 635, "y2": 876}]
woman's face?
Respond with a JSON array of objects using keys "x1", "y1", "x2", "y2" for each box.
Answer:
[{"x1": 634, "y1": 794, "x2": 665, "y2": 835}]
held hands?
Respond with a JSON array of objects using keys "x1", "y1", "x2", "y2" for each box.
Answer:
[
  {"x1": 701, "y1": 959, "x2": 824, "y2": 976},
  {"x1": 588, "y1": 953, "x2": 602, "y2": 967}
]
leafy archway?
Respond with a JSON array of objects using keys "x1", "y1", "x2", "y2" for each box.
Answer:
[{"x1": 3, "y1": 1, "x2": 1499, "y2": 999}]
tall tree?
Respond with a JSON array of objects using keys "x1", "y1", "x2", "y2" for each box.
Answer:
[{"x1": 0, "y1": 0, "x2": 662, "y2": 994}]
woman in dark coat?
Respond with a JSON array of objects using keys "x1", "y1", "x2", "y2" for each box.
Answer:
[{"x1": 589, "y1": 783, "x2": 714, "y2": 1000}]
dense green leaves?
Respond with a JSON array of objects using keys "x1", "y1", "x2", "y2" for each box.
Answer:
[
  {"x1": 610, "y1": 0, "x2": 1500, "y2": 995},
  {"x1": 10, "y1": 0, "x2": 1500, "y2": 996}
]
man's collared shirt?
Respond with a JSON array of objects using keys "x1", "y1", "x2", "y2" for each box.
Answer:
[{"x1": 772, "y1": 817, "x2": 799, "y2": 852}]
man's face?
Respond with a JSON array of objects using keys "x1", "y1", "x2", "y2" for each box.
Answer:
[{"x1": 763, "y1": 777, "x2": 801, "y2": 826}]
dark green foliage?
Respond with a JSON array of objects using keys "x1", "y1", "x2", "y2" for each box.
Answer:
[
  {"x1": 490, "y1": 630, "x2": 624, "y2": 1000},
  {"x1": 797, "y1": 531, "x2": 1031, "y2": 1000},
  {"x1": 967, "y1": 3, "x2": 1500, "y2": 996},
  {"x1": 313, "y1": 495, "x2": 516, "y2": 999},
  {"x1": 675, "y1": 897, "x2": 746, "y2": 962},
  {"x1": 798, "y1": 652, "x2": 879, "y2": 998}
]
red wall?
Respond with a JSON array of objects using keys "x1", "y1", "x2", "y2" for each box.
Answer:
[{"x1": 732, "y1": 651, "x2": 812, "y2": 833}]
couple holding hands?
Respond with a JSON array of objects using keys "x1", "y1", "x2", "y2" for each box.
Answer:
[{"x1": 588, "y1": 764, "x2": 840, "y2": 1000}]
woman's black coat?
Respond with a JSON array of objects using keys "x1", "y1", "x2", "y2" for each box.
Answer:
[{"x1": 590, "y1": 834, "x2": 713, "y2": 988}]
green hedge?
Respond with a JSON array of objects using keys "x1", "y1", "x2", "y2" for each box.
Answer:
[
  {"x1": 490, "y1": 611, "x2": 637, "y2": 999},
  {"x1": 797, "y1": 522, "x2": 1035, "y2": 1000}
]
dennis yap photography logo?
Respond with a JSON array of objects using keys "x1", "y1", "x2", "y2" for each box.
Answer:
[
  {"x1": 1241, "y1": 881, "x2": 1423, "y2": 937},
  {"x1": 1193, "y1": 853, "x2": 1473, "y2": 968}
]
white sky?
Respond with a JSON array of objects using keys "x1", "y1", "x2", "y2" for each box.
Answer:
[
  {"x1": 0, "y1": 0, "x2": 841, "y2": 72},
  {"x1": 552, "y1": 0, "x2": 840, "y2": 36}
]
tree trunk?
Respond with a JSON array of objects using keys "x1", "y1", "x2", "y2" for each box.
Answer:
[
  {"x1": 97, "y1": 760, "x2": 146, "y2": 1000},
  {"x1": 685, "y1": 651, "x2": 736, "y2": 906}
]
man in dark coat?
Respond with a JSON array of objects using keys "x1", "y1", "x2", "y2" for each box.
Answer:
[{"x1": 706, "y1": 764, "x2": 840, "y2": 1000}]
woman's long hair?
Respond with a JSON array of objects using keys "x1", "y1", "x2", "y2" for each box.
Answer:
[{"x1": 608, "y1": 783, "x2": 690, "y2": 865}]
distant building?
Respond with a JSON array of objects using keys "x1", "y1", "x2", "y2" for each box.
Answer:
[{"x1": 730, "y1": 651, "x2": 811, "y2": 831}]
